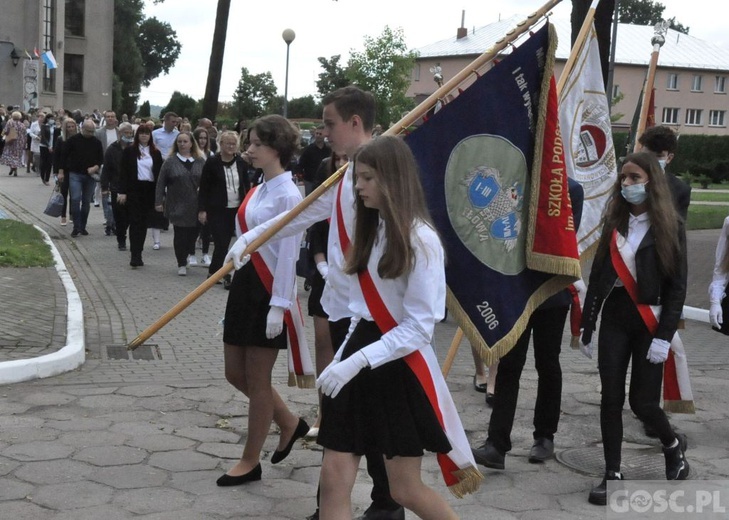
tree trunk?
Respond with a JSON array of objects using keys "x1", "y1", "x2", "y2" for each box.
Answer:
[
  {"x1": 570, "y1": 0, "x2": 616, "y2": 88},
  {"x1": 202, "y1": 0, "x2": 232, "y2": 120}
]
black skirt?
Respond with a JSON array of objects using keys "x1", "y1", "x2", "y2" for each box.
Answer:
[
  {"x1": 307, "y1": 273, "x2": 327, "y2": 318},
  {"x1": 318, "y1": 320, "x2": 451, "y2": 458},
  {"x1": 223, "y1": 262, "x2": 287, "y2": 349}
]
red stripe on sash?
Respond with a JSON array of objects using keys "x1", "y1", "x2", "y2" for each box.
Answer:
[
  {"x1": 335, "y1": 179, "x2": 351, "y2": 255},
  {"x1": 237, "y1": 186, "x2": 304, "y2": 375},
  {"x1": 609, "y1": 229, "x2": 658, "y2": 334}
]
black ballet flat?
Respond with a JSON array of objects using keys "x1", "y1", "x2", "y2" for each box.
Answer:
[
  {"x1": 216, "y1": 463, "x2": 262, "y2": 486},
  {"x1": 271, "y1": 418, "x2": 309, "y2": 464}
]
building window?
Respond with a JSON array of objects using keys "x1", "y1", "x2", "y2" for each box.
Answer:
[
  {"x1": 685, "y1": 109, "x2": 702, "y2": 126},
  {"x1": 716, "y1": 76, "x2": 726, "y2": 94},
  {"x1": 691, "y1": 75, "x2": 703, "y2": 92},
  {"x1": 64, "y1": 54, "x2": 84, "y2": 92},
  {"x1": 612, "y1": 84, "x2": 620, "y2": 99},
  {"x1": 412, "y1": 63, "x2": 420, "y2": 82},
  {"x1": 667, "y1": 73, "x2": 678, "y2": 90},
  {"x1": 65, "y1": 0, "x2": 85, "y2": 37},
  {"x1": 710, "y1": 110, "x2": 726, "y2": 127},
  {"x1": 42, "y1": 0, "x2": 56, "y2": 93},
  {"x1": 662, "y1": 107, "x2": 679, "y2": 125}
]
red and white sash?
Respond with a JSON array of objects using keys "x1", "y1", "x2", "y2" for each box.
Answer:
[
  {"x1": 237, "y1": 186, "x2": 315, "y2": 389},
  {"x1": 609, "y1": 230, "x2": 694, "y2": 413},
  {"x1": 356, "y1": 268, "x2": 483, "y2": 498}
]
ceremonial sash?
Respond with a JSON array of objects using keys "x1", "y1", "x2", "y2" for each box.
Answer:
[
  {"x1": 237, "y1": 187, "x2": 315, "y2": 388},
  {"x1": 335, "y1": 177, "x2": 350, "y2": 255},
  {"x1": 356, "y1": 268, "x2": 483, "y2": 498},
  {"x1": 609, "y1": 230, "x2": 694, "y2": 413}
]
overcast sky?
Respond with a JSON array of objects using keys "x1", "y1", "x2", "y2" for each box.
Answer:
[{"x1": 139, "y1": 0, "x2": 729, "y2": 108}]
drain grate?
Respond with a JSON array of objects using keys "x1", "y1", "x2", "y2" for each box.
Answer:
[
  {"x1": 105, "y1": 344, "x2": 161, "y2": 361},
  {"x1": 557, "y1": 446, "x2": 693, "y2": 479}
]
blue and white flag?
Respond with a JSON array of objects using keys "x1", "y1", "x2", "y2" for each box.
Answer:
[{"x1": 41, "y1": 51, "x2": 57, "y2": 70}]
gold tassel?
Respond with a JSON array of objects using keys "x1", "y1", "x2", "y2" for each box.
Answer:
[
  {"x1": 447, "y1": 466, "x2": 484, "y2": 498},
  {"x1": 288, "y1": 372, "x2": 316, "y2": 389},
  {"x1": 570, "y1": 335, "x2": 581, "y2": 350},
  {"x1": 662, "y1": 400, "x2": 696, "y2": 414}
]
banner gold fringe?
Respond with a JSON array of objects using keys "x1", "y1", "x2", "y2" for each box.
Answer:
[
  {"x1": 448, "y1": 466, "x2": 484, "y2": 498},
  {"x1": 288, "y1": 373, "x2": 316, "y2": 389},
  {"x1": 663, "y1": 400, "x2": 696, "y2": 414}
]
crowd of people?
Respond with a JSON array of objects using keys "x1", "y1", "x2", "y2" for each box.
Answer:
[{"x1": 2, "y1": 86, "x2": 725, "y2": 519}]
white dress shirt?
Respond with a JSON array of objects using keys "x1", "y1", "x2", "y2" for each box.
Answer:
[
  {"x1": 136, "y1": 145, "x2": 154, "y2": 181},
  {"x1": 615, "y1": 212, "x2": 650, "y2": 288},
  {"x1": 342, "y1": 220, "x2": 446, "y2": 368},
  {"x1": 235, "y1": 172, "x2": 303, "y2": 309},
  {"x1": 709, "y1": 216, "x2": 729, "y2": 303}
]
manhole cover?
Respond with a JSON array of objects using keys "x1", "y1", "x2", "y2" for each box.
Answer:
[
  {"x1": 557, "y1": 446, "x2": 690, "y2": 479},
  {"x1": 105, "y1": 344, "x2": 161, "y2": 361}
]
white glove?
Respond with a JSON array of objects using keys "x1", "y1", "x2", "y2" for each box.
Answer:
[
  {"x1": 580, "y1": 340, "x2": 594, "y2": 360},
  {"x1": 710, "y1": 302, "x2": 723, "y2": 328},
  {"x1": 266, "y1": 306, "x2": 285, "y2": 339},
  {"x1": 316, "y1": 351, "x2": 369, "y2": 398},
  {"x1": 224, "y1": 236, "x2": 250, "y2": 270},
  {"x1": 646, "y1": 338, "x2": 671, "y2": 364},
  {"x1": 316, "y1": 261, "x2": 329, "y2": 280},
  {"x1": 573, "y1": 279, "x2": 587, "y2": 306}
]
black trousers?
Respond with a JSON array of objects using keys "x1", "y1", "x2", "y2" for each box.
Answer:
[
  {"x1": 40, "y1": 147, "x2": 52, "y2": 183},
  {"x1": 173, "y1": 225, "x2": 199, "y2": 267},
  {"x1": 598, "y1": 287, "x2": 677, "y2": 472},
  {"x1": 487, "y1": 305, "x2": 568, "y2": 453},
  {"x1": 111, "y1": 190, "x2": 129, "y2": 245},
  {"x1": 207, "y1": 208, "x2": 237, "y2": 275},
  {"x1": 127, "y1": 182, "x2": 156, "y2": 258}
]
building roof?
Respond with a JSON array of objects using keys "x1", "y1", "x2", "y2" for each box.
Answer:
[{"x1": 416, "y1": 15, "x2": 729, "y2": 72}]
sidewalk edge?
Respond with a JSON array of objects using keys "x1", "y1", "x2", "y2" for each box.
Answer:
[{"x1": 0, "y1": 225, "x2": 85, "y2": 384}]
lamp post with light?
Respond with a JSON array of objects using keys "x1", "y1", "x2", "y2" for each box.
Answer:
[{"x1": 282, "y1": 28, "x2": 295, "y2": 119}]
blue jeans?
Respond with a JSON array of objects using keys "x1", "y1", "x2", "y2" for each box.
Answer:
[{"x1": 69, "y1": 172, "x2": 96, "y2": 232}]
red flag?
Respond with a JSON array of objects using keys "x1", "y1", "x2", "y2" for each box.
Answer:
[{"x1": 33, "y1": 47, "x2": 40, "y2": 58}]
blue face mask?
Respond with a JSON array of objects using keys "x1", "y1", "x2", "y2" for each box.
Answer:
[
  {"x1": 121, "y1": 135, "x2": 134, "y2": 144},
  {"x1": 621, "y1": 182, "x2": 649, "y2": 205}
]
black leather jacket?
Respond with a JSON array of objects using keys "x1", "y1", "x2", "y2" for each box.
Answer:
[{"x1": 581, "y1": 221, "x2": 687, "y2": 343}]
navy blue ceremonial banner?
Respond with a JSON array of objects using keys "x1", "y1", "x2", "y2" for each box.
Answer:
[{"x1": 405, "y1": 23, "x2": 579, "y2": 362}]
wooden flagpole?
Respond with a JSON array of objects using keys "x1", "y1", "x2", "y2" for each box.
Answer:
[
  {"x1": 556, "y1": 0, "x2": 600, "y2": 95},
  {"x1": 633, "y1": 21, "x2": 669, "y2": 152},
  {"x1": 127, "y1": 0, "x2": 563, "y2": 350},
  {"x1": 441, "y1": 328, "x2": 464, "y2": 377}
]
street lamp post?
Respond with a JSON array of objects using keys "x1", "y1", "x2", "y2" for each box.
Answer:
[{"x1": 282, "y1": 28, "x2": 295, "y2": 119}]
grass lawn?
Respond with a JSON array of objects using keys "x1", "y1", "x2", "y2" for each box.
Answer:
[
  {"x1": 687, "y1": 205, "x2": 729, "y2": 230},
  {"x1": 0, "y1": 220, "x2": 54, "y2": 267},
  {"x1": 691, "y1": 191, "x2": 729, "y2": 202}
]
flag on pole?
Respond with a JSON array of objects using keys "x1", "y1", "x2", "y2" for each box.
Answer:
[
  {"x1": 557, "y1": 25, "x2": 617, "y2": 257},
  {"x1": 405, "y1": 23, "x2": 580, "y2": 364},
  {"x1": 41, "y1": 51, "x2": 58, "y2": 70},
  {"x1": 33, "y1": 46, "x2": 40, "y2": 58}
]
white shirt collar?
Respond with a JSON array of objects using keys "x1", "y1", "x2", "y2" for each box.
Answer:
[
  {"x1": 263, "y1": 171, "x2": 292, "y2": 190},
  {"x1": 176, "y1": 153, "x2": 193, "y2": 163}
]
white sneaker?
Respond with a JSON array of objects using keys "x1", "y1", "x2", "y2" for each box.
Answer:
[
  {"x1": 153, "y1": 242, "x2": 160, "y2": 250},
  {"x1": 202, "y1": 254, "x2": 211, "y2": 266},
  {"x1": 187, "y1": 255, "x2": 198, "y2": 267},
  {"x1": 177, "y1": 266, "x2": 187, "y2": 276}
]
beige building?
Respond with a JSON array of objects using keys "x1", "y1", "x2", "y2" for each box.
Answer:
[
  {"x1": 408, "y1": 15, "x2": 729, "y2": 136},
  {"x1": 0, "y1": 0, "x2": 114, "y2": 113}
]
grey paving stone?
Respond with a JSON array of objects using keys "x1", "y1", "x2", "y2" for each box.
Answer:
[
  {"x1": 2, "y1": 440, "x2": 73, "y2": 461},
  {"x1": 0, "y1": 500, "x2": 56, "y2": 520},
  {"x1": 51, "y1": 505, "x2": 135, "y2": 520},
  {"x1": 179, "y1": 386, "x2": 237, "y2": 403},
  {"x1": 14, "y1": 459, "x2": 94, "y2": 484},
  {"x1": 173, "y1": 426, "x2": 241, "y2": 444},
  {"x1": 20, "y1": 391, "x2": 76, "y2": 406},
  {"x1": 0, "y1": 455, "x2": 19, "y2": 476},
  {"x1": 61, "y1": 386, "x2": 119, "y2": 396},
  {"x1": 137, "y1": 511, "x2": 224, "y2": 520},
  {"x1": 112, "y1": 487, "x2": 195, "y2": 515},
  {"x1": 125, "y1": 433, "x2": 196, "y2": 452},
  {"x1": 0, "y1": 476, "x2": 34, "y2": 500},
  {"x1": 0, "y1": 401, "x2": 32, "y2": 415},
  {"x1": 73, "y1": 445, "x2": 148, "y2": 466},
  {"x1": 77, "y1": 394, "x2": 138, "y2": 410},
  {"x1": 195, "y1": 442, "x2": 245, "y2": 460},
  {"x1": 0, "y1": 425, "x2": 60, "y2": 443},
  {"x1": 156, "y1": 410, "x2": 217, "y2": 428},
  {"x1": 89, "y1": 464, "x2": 168, "y2": 489},
  {"x1": 148, "y1": 450, "x2": 220, "y2": 472},
  {"x1": 110, "y1": 420, "x2": 177, "y2": 437},
  {"x1": 58, "y1": 430, "x2": 129, "y2": 448},
  {"x1": 44, "y1": 417, "x2": 113, "y2": 431},
  {"x1": 167, "y1": 470, "x2": 226, "y2": 496},
  {"x1": 191, "y1": 490, "x2": 272, "y2": 518},
  {"x1": 31, "y1": 480, "x2": 114, "y2": 509},
  {"x1": 136, "y1": 395, "x2": 201, "y2": 412}
]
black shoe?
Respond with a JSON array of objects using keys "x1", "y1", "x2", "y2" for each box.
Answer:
[
  {"x1": 306, "y1": 511, "x2": 319, "y2": 520},
  {"x1": 473, "y1": 375, "x2": 487, "y2": 393},
  {"x1": 356, "y1": 505, "x2": 405, "y2": 520},
  {"x1": 472, "y1": 441, "x2": 505, "y2": 470},
  {"x1": 216, "y1": 463, "x2": 262, "y2": 486},
  {"x1": 71, "y1": 229, "x2": 80, "y2": 237},
  {"x1": 130, "y1": 256, "x2": 144, "y2": 268},
  {"x1": 105, "y1": 226, "x2": 112, "y2": 236},
  {"x1": 588, "y1": 470, "x2": 623, "y2": 506},
  {"x1": 485, "y1": 392, "x2": 495, "y2": 407},
  {"x1": 80, "y1": 229, "x2": 89, "y2": 236},
  {"x1": 118, "y1": 242, "x2": 126, "y2": 251},
  {"x1": 664, "y1": 434, "x2": 690, "y2": 480},
  {"x1": 528, "y1": 437, "x2": 555, "y2": 463},
  {"x1": 271, "y1": 418, "x2": 309, "y2": 464}
]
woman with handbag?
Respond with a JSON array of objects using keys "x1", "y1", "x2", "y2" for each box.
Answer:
[
  {"x1": 1, "y1": 111, "x2": 27, "y2": 176},
  {"x1": 709, "y1": 216, "x2": 729, "y2": 333}
]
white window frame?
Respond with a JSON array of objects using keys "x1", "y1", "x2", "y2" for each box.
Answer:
[
  {"x1": 715, "y1": 76, "x2": 726, "y2": 94},
  {"x1": 662, "y1": 107, "x2": 679, "y2": 125},
  {"x1": 667, "y1": 73, "x2": 678, "y2": 90},
  {"x1": 685, "y1": 108, "x2": 703, "y2": 126},
  {"x1": 709, "y1": 110, "x2": 726, "y2": 127},
  {"x1": 691, "y1": 75, "x2": 703, "y2": 92}
]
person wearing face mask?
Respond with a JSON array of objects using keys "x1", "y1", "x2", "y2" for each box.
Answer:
[
  {"x1": 579, "y1": 152, "x2": 689, "y2": 506},
  {"x1": 101, "y1": 122, "x2": 134, "y2": 250},
  {"x1": 39, "y1": 114, "x2": 60, "y2": 185}
]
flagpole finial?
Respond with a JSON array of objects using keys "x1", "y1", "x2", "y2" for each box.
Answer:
[{"x1": 651, "y1": 20, "x2": 669, "y2": 47}]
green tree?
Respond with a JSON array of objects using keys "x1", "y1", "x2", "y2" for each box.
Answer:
[
  {"x1": 202, "y1": 0, "x2": 232, "y2": 120},
  {"x1": 315, "y1": 55, "x2": 349, "y2": 98},
  {"x1": 231, "y1": 67, "x2": 278, "y2": 121},
  {"x1": 618, "y1": 0, "x2": 689, "y2": 33},
  {"x1": 138, "y1": 17, "x2": 182, "y2": 86},
  {"x1": 346, "y1": 26, "x2": 418, "y2": 126},
  {"x1": 287, "y1": 95, "x2": 323, "y2": 119},
  {"x1": 160, "y1": 91, "x2": 200, "y2": 121},
  {"x1": 138, "y1": 100, "x2": 151, "y2": 117}
]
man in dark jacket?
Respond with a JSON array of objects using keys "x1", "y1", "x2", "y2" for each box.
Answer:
[
  {"x1": 101, "y1": 122, "x2": 134, "y2": 249},
  {"x1": 296, "y1": 125, "x2": 331, "y2": 195}
]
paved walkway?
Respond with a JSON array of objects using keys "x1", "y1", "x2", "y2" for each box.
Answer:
[{"x1": 1, "y1": 164, "x2": 729, "y2": 519}]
